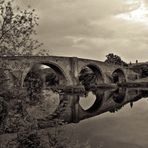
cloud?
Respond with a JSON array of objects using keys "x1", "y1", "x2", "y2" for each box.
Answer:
[{"x1": 17, "y1": 0, "x2": 148, "y2": 62}]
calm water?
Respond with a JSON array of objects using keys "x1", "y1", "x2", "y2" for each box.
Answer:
[
  {"x1": 73, "y1": 90, "x2": 148, "y2": 148},
  {"x1": 28, "y1": 87, "x2": 148, "y2": 148},
  {"x1": 1, "y1": 87, "x2": 148, "y2": 148}
]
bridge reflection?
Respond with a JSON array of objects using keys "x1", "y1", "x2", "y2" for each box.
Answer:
[
  {"x1": 1, "y1": 85, "x2": 148, "y2": 134},
  {"x1": 30, "y1": 87, "x2": 148, "y2": 129}
]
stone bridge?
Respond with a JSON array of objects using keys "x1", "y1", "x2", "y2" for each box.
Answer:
[
  {"x1": 0, "y1": 56, "x2": 143, "y2": 135},
  {"x1": 0, "y1": 56, "x2": 140, "y2": 87}
]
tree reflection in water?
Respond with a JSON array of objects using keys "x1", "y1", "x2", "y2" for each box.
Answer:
[{"x1": 2, "y1": 87, "x2": 148, "y2": 148}]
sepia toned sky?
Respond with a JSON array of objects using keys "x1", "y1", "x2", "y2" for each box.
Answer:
[{"x1": 17, "y1": 0, "x2": 148, "y2": 62}]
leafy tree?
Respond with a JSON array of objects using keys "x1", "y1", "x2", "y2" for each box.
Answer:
[
  {"x1": 105, "y1": 53, "x2": 128, "y2": 66},
  {"x1": 140, "y1": 66, "x2": 148, "y2": 77},
  {"x1": 0, "y1": 0, "x2": 47, "y2": 56},
  {"x1": 131, "y1": 64, "x2": 148, "y2": 78},
  {"x1": 79, "y1": 67, "x2": 98, "y2": 89}
]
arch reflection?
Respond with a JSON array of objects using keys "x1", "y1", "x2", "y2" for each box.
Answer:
[
  {"x1": 2, "y1": 87, "x2": 148, "y2": 133},
  {"x1": 112, "y1": 88, "x2": 126, "y2": 104},
  {"x1": 79, "y1": 90, "x2": 104, "y2": 113}
]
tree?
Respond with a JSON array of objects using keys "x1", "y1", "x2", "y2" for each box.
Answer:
[
  {"x1": 130, "y1": 64, "x2": 148, "y2": 78},
  {"x1": 105, "y1": 53, "x2": 128, "y2": 66},
  {"x1": 0, "y1": 0, "x2": 46, "y2": 56},
  {"x1": 79, "y1": 67, "x2": 98, "y2": 89}
]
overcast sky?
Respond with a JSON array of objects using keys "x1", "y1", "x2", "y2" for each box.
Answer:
[{"x1": 17, "y1": 0, "x2": 148, "y2": 62}]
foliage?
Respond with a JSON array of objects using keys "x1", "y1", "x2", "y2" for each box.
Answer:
[
  {"x1": 17, "y1": 131, "x2": 43, "y2": 148},
  {"x1": 47, "y1": 124, "x2": 91, "y2": 148},
  {"x1": 141, "y1": 67, "x2": 148, "y2": 77},
  {"x1": 0, "y1": 0, "x2": 49, "y2": 56},
  {"x1": 0, "y1": 97, "x2": 7, "y2": 132},
  {"x1": 0, "y1": 60, "x2": 95, "y2": 148},
  {"x1": 138, "y1": 65, "x2": 148, "y2": 77},
  {"x1": 79, "y1": 67, "x2": 98, "y2": 89},
  {"x1": 6, "y1": 131, "x2": 46, "y2": 148},
  {"x1": 105, "y1": 53, "x2": 128, "y2": 66},
  {"x1": 131, "y1": 64, "x2": 148, "y2": 78}
]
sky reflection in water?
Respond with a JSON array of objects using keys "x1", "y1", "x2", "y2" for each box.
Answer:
[{"x1": 71, "y1": 88, "x2": 148, "y2": 148}]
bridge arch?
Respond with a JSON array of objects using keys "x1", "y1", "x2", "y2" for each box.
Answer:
[
  {"x1": 23, "y1": 62, "x2": 68, "y2": 87},
  {"x1": 78, "y1": 64, "x2": 104, "y2": 87},
  {"x1": 23, "y1": 62, "x2": 68, "y2": 102},
  {"x1": 40, "y1": 62, "x2": 68, "y2": 85},
  {"x1": 112, "y1": 68, "x2": 126, "y2": 83}
]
